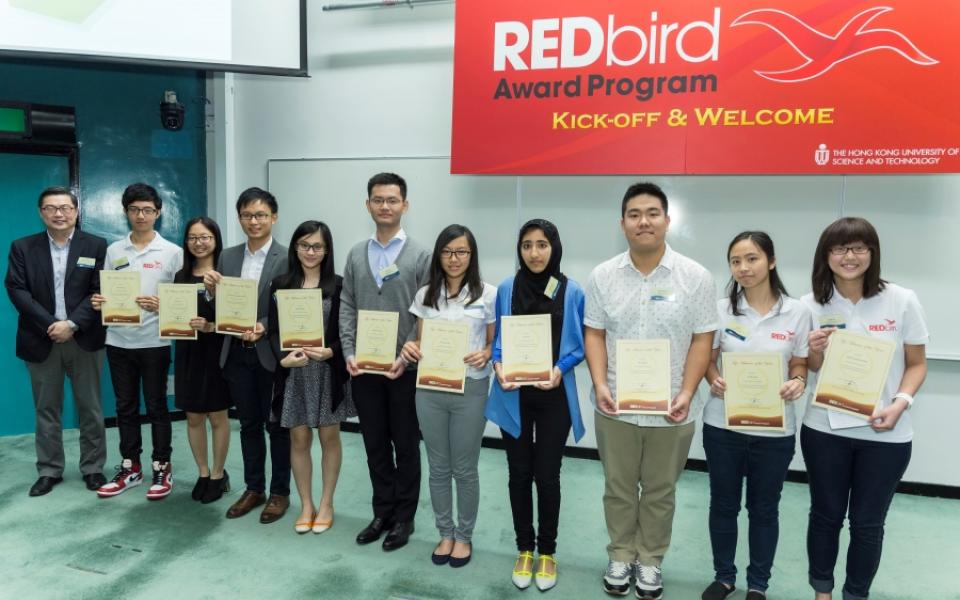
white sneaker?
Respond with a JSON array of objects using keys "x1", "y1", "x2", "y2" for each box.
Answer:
[
  {"x1": 634, "y1": 563, "x2": 663, "y2": 599},
  {"x1": 603, "y1": 560, "x2": 633, "y2": 596},
  {"x1": 146, "y1": 461, "x2": 173, "y2": 500}
]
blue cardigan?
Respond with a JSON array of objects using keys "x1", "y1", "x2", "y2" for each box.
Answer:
[{"x1": 485, "y1": 275, "x2": 586, "y2": 442}]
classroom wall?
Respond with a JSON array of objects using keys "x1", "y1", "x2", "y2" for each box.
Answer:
[
  {"x1": 0, "y1": 59, "x2": 207, "y2": 433},
  {"x1": 216, "y1": 5, "x2": 960, "y2": 486}
]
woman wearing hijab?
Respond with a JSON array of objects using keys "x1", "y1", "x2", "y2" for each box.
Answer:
[{"x1": 486, "y1": 219, "x2": 586, "y2": 593}]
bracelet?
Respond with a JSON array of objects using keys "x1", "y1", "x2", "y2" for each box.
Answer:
[
  {"x1": 791, "y1": 374, "x2": 806, "y2": 384},
  {"x1": 893, "y1": 392, "x2": 914, "y2": 409}
]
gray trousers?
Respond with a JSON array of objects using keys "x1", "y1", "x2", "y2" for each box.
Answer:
[
  {"x1": 415, "y1": 376, "x2": 489, "y2": 543},
  {"x1": 25, "y1": 340, "x2": 106, "y2": 478}
]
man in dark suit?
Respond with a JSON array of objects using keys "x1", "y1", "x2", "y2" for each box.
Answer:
[
  {"x1": 5, "y1": 186, "x2": 108, "y2": 496},
  {"x1": 203, "y1": 187, "x2": 290, "y2": 523}
]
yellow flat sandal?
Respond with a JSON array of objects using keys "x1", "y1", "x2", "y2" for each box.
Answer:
[
  {"x1": 535, "y1": 554, "x2": 557, "y2": 592},
  {"x1": 511, "y1": 551, "x2": 534, "y2": 589}
]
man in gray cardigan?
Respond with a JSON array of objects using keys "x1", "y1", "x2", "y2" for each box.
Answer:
[
  {"x1": 203, "y1": 187, "x2": 290, "y2": 523},
  {"x1": 340, "y1": 172, "x2": 431, "y2": 551}
]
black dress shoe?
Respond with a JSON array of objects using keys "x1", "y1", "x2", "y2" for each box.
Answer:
[
  {"x1": 191, "y1": 476, "x2": 210, "y2": 501},
  {"x1": 83, "y1": 473, "x2": 107, "y2": 491},
  {"x1": 382, "y1": 521, "x2": 414, "y2": 552},
  {"x1": 356, "y1": 516, "x2": 392, "y2": 545},
  {"x1": 29, "y1": 476, "x2": 63, "y2": 497}
]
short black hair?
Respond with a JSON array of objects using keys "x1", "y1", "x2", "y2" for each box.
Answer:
[
  {"x1": 121, "y1": 183, "x2": 162, "y2": 210},
  {"x1": 367, "y1": 172, "x2": 407, "y2": 200},
  {"x1": 37, "y1": 186, "x2": 78, "y2": 208},
  {"x1": 235, "y1": 187, "x2": 278, "y2": 214},
  {"x1": 621, "y1": 182, "x2": 668, "y2": 216}
]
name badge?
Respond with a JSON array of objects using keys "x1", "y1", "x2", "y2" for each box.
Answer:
[
  {"x1": 543, "y1": 276, "x2": 560, "y2": 299},
  {"x1": 724, "y1": 322, "x2": 749, "y2": 341},
  {"x1": 819, "y1": 314, "x2": 847, "y2": 329},
  {"x1": 77, "y1": 256, "x2": 96, "y2": 269},
  {"x1": 112, "y1": 256, "x2": 131, "y2": 270},
  {"x1": 196, "y1": 283, "x2": 206, "y2": 294},
  {"x1": 379, "y1": 263, "x2": 400, "y2": 282},
  {"x1": 650, "y1": 287, "x2": 675, "y2": 302},
  {"x1": 464, "y1": 302, "x2": 485, "y2": 318}
]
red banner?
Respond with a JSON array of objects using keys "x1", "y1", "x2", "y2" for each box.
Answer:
[{"x1": 451, "y1": 0, "x2": 960, "y2": 175}]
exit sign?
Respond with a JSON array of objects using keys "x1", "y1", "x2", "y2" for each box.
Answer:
[{"x1": 0, "y1": 103, "x2": 30, "y2": 138}]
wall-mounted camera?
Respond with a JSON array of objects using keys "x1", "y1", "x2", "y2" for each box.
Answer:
[{"x1": 160, "y1": 90, "x2": 185, "y2": 131}]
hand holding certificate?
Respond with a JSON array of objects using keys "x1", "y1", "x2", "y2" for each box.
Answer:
[
  {"x1": 501, "y1": 314, "x2": 552, "y2": 385},
  {"x1": 615, "y1": 339, "x2": 671, "y2": 414},
  {"x1": 356, "y1": 310, "x2": 399, "y2": 374},
  {"x1": 101, "y1": 270, "x2": 141, "y2": 325},
  {"x1": 276, "y1": 289, "x2": 325, "y2": 350},
  {"x1": 722, "y1": 352, "x2": 785, "y2": 431},
  {"x1": 417, "y1": 320, "x2": 469, "y2": 393},
  {"x1": 813, "y1": 330, "x2": 896, "y2": 419},
  {"x1": 158, "y1": 283, "x2": 198, "y2": 340},
  {"x1": 215, "y1": 276, "x2": 258, "y2": 335}
]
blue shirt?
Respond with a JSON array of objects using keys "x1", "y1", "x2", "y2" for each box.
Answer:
[
  {"x1": 367, "y1": 229, "x2": 407, "y2": 288},
  {"x1": 48, "y1": 230, "x2": 74, "y2": 321}
]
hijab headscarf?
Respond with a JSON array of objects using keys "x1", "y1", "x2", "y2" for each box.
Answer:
[{"x1": 512, "y1": 219, "x2": 567, "y2": 361}]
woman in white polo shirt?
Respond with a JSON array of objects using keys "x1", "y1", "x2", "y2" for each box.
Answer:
[
  {"x1": 701, "y1": 231, "x2": 811, "y2": 600},
  {"x1": 801, "y1": 217, "x2": 927, "y2": 600},
  {"x1": 399, "y1": 224, "x2": 496, "y2": 568}
]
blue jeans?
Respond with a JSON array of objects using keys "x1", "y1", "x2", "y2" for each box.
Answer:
[
  {"x1": 703, "y1": 423, "x2": 795, "y2": 592},
  {"x1": 800, "y1": 426, "x2": 911, "y2": 600}
]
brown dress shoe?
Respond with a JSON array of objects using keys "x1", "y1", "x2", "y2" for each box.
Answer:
[
  {"x1": 225, "y1": 490, "x2": 266, "y2": 519},
  {"x1": 259, "y1": 494, "x2": 290, "y2": 524}
]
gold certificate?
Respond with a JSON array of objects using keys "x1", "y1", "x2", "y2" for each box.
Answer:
[
  {"x1": 722, "y1": 352, "x2": 785, "y2": 431},
  {"x1": 616, "y1": 339, "x2": 671, "y2": 414},
  {"x1": 215, "y1": 276, "x2": 258, "y2": 335},
  {"x1": 417, "y1": 320, "x2": 469, "y2": 393},
  {"x1": 813, "y1": 330, "x2": 896, "y2": 419},
  {"x1": 276, "y1": 289, "x2": 325, "y2": 350},
  {"x1": 356, "y1": 310, "x2": 399, "y2": 374},
  {"x1": 501, "y1": 314, "x2": 552, "y2": 385},
  {"x1": 157, "y1": 283, "x2": 198, "y2": 340},
  {"x1": 100, "y1": 270, "x2": 141, "y2": 326}
]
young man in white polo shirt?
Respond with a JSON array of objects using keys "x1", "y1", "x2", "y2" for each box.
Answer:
[
  {"x1": 584, "y1": 182, "x2": 717, "y2": 600},
  {"x1": 93, "y1": 183, "x2": 183, "y2": 500}
]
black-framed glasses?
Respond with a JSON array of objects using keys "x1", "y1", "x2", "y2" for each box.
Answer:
[
  {"x1": 40, "y1": 205, "x2": 76, "y2": 215},
  {"x1": 126, "y1": 207, "x2": 158, "y2": 217},
  {"x1": 297, "y1": 242, "x2": 326, "y2": 254},
  {"x1": 368, "y1": 197, "x2": 403, "y2": 207},
  {"x1": 439, "y1": 249, "x2": 471, "y2": 259},
  {"x1": 829, "y1": 245, "x2": 870, "y2": 256},
  {"x1": 187, "y1": 235, "x2": 214, "y2": 244},
  {"x1": 239, "y1": 212, "x2": 272, "y2": 222}
]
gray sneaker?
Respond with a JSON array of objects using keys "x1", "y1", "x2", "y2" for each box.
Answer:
[
  {"x1": 603, "y1": 560, "x2": 632, "y2": 596},
  {"x1": 634, "y1": 563, "x2": 663, "y2": 599}
]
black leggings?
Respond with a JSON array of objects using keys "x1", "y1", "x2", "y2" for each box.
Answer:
[{"x1": 500, "y1": 387, "x2": 571, "y2": 555}]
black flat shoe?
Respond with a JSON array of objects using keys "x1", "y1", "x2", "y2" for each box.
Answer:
[
  {"x1": 702, "y1": 581, "x2": 736, "y2": 600},
  {"x1": 431, "y1": 551, "x2": 451, "y2": 565},
  {"x1": 29, "y1": 476, "x2": 63, "y2": 497},
  {"x1": 357, "y1": 517, "x2": 393, "y2": 545},
  {"x1": 83, "y1": 473, "x2": 106, "y2": 491},
  {"x1": 382, "y1": 521, "x2": 414, "y2": 552},
  {"x1": 192, "y1": 476, "x2": 210, "y2": 501},
  {"x1": 449, "y1": 547, "x2": 472, "y2": 568},
  {"x1": 201, "y1": 472, "x2": 230, "y2": 504}
]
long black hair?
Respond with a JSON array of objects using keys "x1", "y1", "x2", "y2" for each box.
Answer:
[
  {"x1": 423, "y1": 224, "x2": 483, "y2": 309},
  {"x1": 179, "y1": 217, "x2": 223, "y2": 277},
  {"x1": 812, "y1": 217, "x2": 885, "y2": 305},
  {"x1": 726, "y1": 231, "x2": 788, "y2": 316},
  {"x1": 277, "y1": 220, "x2": 336, "y2": 296}
]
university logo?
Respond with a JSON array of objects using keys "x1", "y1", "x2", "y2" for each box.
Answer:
[{"x1": 731, "y1": 7, "x2": 938, "y2": 83}]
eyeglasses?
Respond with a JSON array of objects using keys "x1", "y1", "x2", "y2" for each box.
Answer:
[
  {"x1": 368, "y1": 197, "x2": 403, "y2": 207},
  {"x1": 297, "y1": 242, "x2": 326, "y2": 254},
  {"x1": 40, "y1": 205, "x2": 76, "y2": 215},
  {"x1": 187, "y1": 235, "x2": 214, "y2": 244},
  {"x1": 126, "y1": 207, "x2": 158, "y2": 217},
  {"x1": 239, "y1": 212, "x2": 272, "y2": 222},
  {"x1": 439, "y1": 249, "x2": 471, "y2": 259},
  {"x1": 829, "y1": 245, "x2": 870, "y2": 256}
]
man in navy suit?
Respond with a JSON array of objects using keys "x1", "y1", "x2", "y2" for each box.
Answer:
[{"x1": 5, "y1": 186, "x2": 108, "y2": 496}]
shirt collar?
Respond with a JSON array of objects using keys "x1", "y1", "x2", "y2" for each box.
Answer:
[
  {"x1": 736, "y1": 294, "x2": 790, "y2": 317},
  {"x1": 47, "y1": 229, "x2": 75, "y2": 248},
  {"x1": 369, "y1": 228, "x2": 406, "y2": 249},
  {"x1": 124, "y1": 231, "x2": 165, "y2": 251},
  {"x1": 245, "y1": 237, "x2": 274, "y2": 258},
  {"x1": 616, "y1": 243, "x2": 675, "y2": 274}
]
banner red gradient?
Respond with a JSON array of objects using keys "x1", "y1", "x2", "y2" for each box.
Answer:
[{"x1": 451, "y1": 0, "x2": 960, "y2": 175}]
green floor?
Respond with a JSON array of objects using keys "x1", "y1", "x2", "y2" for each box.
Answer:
[{"x1": 1, "y1": 425, "x2": 957, "y2": 600}]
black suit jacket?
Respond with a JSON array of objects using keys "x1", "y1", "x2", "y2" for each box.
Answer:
[{"x1": 5, "y1": 229, "x2": 108, "y2": 362}]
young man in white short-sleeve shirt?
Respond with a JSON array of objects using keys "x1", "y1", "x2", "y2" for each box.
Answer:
[
  {"x1": 584, "y1": 182, "x2": 716, "y2": 600},
  {"x1": 93, "y1": 183, "x2": 183, "y2": 500}
]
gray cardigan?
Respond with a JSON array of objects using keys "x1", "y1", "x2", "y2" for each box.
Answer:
[{"x1": 339, "y1": 236, "x2": 431, "y2": 369}]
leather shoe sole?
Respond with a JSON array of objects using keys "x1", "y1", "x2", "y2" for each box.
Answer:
[{"x1": 29, "y1": 476, "x2": 63, "y2": 497}]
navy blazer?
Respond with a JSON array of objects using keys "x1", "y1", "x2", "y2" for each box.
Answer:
[{"x1": 5, "y1": 229, "x2": 107, "y2": 362}]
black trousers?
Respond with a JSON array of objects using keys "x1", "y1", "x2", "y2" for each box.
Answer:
[
  {"x1": 500, "y1": 387, "x2": 571, "y2": 555},
  {"x1": 106, "y1": 345, "x2": 172, "y2": 463},
  {"x1": 352, "y1": 371, "x2": 421, "y2": 523},
  {"x1": 223, "y1": 343, "x2": 290, "y2": 496}
]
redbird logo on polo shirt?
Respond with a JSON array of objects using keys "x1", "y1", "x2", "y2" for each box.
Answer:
[
  {"x1": 770, "y1": 330, "x2": 795, "y2": 342},
  {"x1": 869, "y1": 319, "x2": 898, "y2": 332},
  {"x1": 142, "y1": 261, "x2": 163, "y2": 270}
]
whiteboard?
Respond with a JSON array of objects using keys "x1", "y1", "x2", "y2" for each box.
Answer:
[{"x1": 268, "y1": 158, "x2": 960, "y2": 359}]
